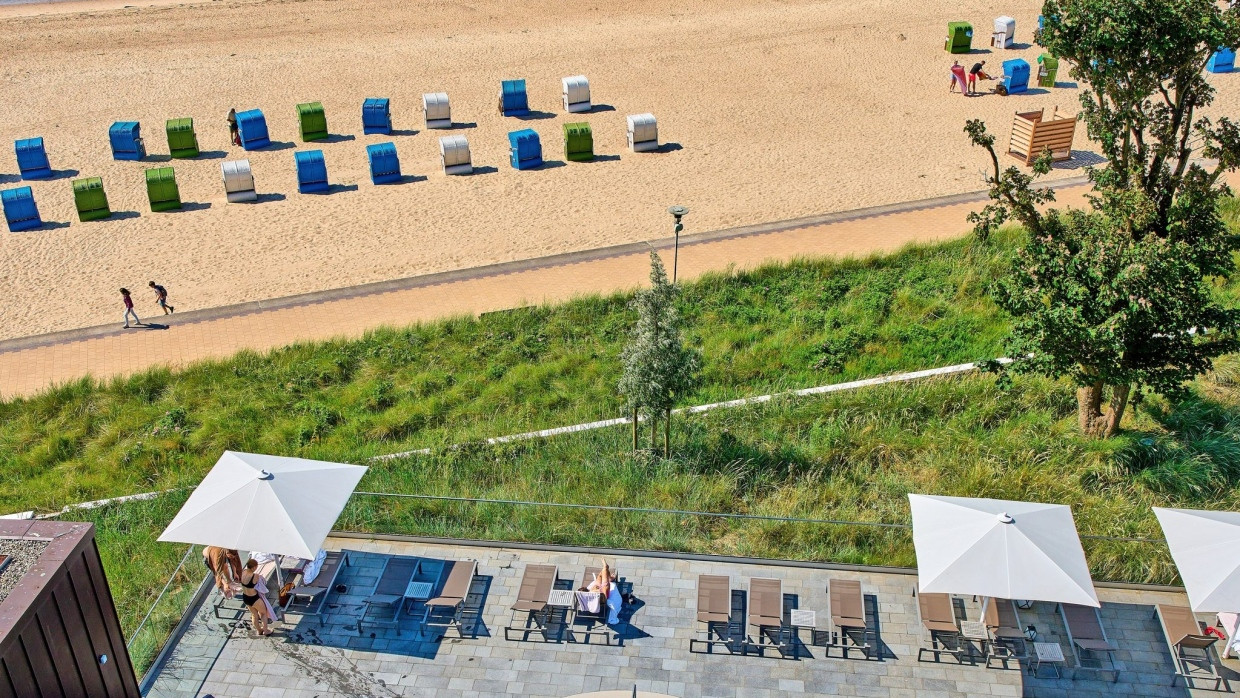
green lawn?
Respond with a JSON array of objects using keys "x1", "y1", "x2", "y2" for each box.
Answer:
[{"x1": 7, "y1": 221, "x2": 1240, "y2": 676}]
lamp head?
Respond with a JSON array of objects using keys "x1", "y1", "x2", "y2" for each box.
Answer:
[{"x1": 667, "y1": 205, "x2": 689, "y2": 221}]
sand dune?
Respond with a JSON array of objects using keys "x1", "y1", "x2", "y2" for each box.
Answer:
[{"x1": 0, "y1": 0, "x2": 1235, "y2": 340}]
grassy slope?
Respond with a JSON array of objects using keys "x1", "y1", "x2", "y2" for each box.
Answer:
[{"x1": 7, "y1": 220, "x2": 1240, "y2": 674}]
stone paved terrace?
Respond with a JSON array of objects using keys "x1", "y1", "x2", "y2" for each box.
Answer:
[{"x1": 143, "y1": 535, "x2": 1240, "y2": 698}]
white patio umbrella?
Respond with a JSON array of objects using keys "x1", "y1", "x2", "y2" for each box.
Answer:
[
  {"x1": 158, "y1": 451, "x2": 367, "y2": 560},
  {"x1": 909, "y1": 494, "x2": 1100, "y2": 607},
  {"x1": 1153, "y1": 507, "x2": 1240, "y2": 613}
]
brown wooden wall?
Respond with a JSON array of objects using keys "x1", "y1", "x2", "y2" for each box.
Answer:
[{"x1": 0, "y1": 521, "x2": 139, "y2": 698}]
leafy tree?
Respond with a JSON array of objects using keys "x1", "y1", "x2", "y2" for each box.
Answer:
[
  {"x1": 618, "y1": 251, "x2": 701, "y2": 455},
  {"x1": 966, "y1": 0, "x2": 1240, "y2": 437}
]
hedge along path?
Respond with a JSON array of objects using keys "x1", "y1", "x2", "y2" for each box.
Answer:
[{"x1": 0, "y1": 181, "x2": 1094, "y2": 400}]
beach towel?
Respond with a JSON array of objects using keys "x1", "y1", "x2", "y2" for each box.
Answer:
[
  {"x1": 255, "y1": 574, "x2": 277, "y2": 622},
  {"x1": 951, "y1": 65, "x2": 969, "y2": 96},
  {"x1": 576, "y1": 590, "x2": 602, "y2": 614},
  {"x1": 302, "y1": 549, "x2": 327, "y2": 584}
]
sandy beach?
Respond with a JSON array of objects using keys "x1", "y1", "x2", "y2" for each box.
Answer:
[{"x1": 1, "y1": 0, "x2": 1236, "y2": 340}]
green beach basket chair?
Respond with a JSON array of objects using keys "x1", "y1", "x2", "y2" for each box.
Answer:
[
  {"x1": 1037, "y1": 54, "x2": 1059, "y2": 87},
  {"x1": 563, "y1": 122, "x2": 594, "y2": 162},
  {"x1": 297, "y1": 102, "x2": 328, "y2": 142},
  {"x1": 166, "y1": 118, "x2": 200, "y2": 159},
  {"x1": 145, "y1": 167, "x2": 182, "y2": 212},
  {"x1": 946, "y1": 22, "x2": 973, "y2": 54},
  {"x1": 72, "y1": 177, "x2": 111, "y2": 221}
]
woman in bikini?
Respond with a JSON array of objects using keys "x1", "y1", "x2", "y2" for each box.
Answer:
[{"x1": 240, "y1": 559, "x2": 273, "y2": 636}]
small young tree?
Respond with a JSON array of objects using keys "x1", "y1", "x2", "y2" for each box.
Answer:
[
  {"x1": 966, "y1": 0, "x2": 1240, "y2": 438},
  {"x1": 618, "y1": 251, "x2": 701, "y2": 456}
]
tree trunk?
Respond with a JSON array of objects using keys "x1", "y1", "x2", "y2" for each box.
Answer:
[
  {"x1": 1102, "y1": 383, "x2": 1131, "y2": 438},
  {"x1": 632, "y1": 407, "x2": 639, "y2": 451},
  {"x1": 1077, "y1": 381, "x2": 1130, "y2": 438},
  {"x1": 664, "y1": 409, "x2": 671, "y2": 458},
  {"x1": 1077, "y1": 382, "x2": 1104, "y2": 436},
  {"x1": 651, "y1": 415, "x2": 658, "y2": 451}
]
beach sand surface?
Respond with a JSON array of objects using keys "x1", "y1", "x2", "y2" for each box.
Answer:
[{"x1": 1, "y1": 0, "x2": 1235, "y2": 339}]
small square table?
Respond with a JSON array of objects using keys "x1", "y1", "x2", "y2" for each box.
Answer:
[
  {"x1": 405, "y1": 581, "x2": 434, "y2": 600},
  {"x1": 1031, "y1": 641, "x2": 1065, "y2": 679},
  {"x1": 547, "y1": 590, "x2": 576, "y2": 608},
  {"x1": 789, "y1": 609, "x2": 817, "y2": 646}
]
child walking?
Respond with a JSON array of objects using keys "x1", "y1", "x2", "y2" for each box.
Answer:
[{"x1": 121, "y1": 288, "x2": 141, "y2": 328}]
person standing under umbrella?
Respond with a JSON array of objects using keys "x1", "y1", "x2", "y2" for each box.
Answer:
[{"x1": 240, "y1": 559, "x2": 274, "y2": 636}]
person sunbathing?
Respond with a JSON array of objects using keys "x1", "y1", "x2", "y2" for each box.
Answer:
[{"x1": 584, "y1": 560, "x2": 624, "y2": 624}]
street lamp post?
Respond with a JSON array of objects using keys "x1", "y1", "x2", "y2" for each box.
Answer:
[{"x1": 667, "y1": 205, "x2": 689, "y2": 284}]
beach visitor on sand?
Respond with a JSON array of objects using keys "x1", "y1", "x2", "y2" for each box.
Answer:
[
  {"x1": 149, "y1": 280, "x2": 175, "y2": 314},
  {"x1": 950, "y1": 61, "x2": 969, "y2": 96},
  {"x1": 227, "y1": 108, "x2": 240, "y2": 146},
  {"x1": 120, "y1": 288, "x2": 142, "y2": 328},
  {"x1": 968, "y1": 60, "x2": 989, "y2": 94}
]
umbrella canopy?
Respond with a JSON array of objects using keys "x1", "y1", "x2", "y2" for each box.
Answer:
[
  {"x1": 1153, "y1": 507, "x2": 1240, "y2": 613},
  {"x1": 909, "y1": 494, "x2": 1099, "y2": 607},
  {"x1": 158, "y1": 451, "x2": 367, "y2": 560}
]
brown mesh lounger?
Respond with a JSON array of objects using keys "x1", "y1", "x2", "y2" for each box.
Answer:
[
  {"x1": 828, "y1": 578, "x2": 871, "y2": 658},
  {"x1": 1155, "y1": 604, "x2": 1220, "y2": 688},
  {"x1": 420, "y1": 559, "x2": 477, "y2": 639},
  {"x1": 283, "y1": 550, "x2": 350, "y2": 626},
  {"x1": 503, "y1": 563, "x2": 557, "y2": 641},
  {"x1": 981, "y1": 598, "x2": 1028, "y2": 667},
  {"x1": 358, "y1": 555, "x2": 419, "y2": 635},
  {"x1": 1059, "y1": 603, "x2": 1119, "y2": 681},
  {"x1": 917, "y1": 592, "x2": 964, "y2": 662},
  {"x1": 690, "y1": 574, "x2": 735, "y2": 653},
  {"x1": 747, "y1": 577, "x2": 788, "y2": 654}
]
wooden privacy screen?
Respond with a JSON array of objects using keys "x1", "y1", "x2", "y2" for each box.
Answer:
[{"x1": 1008, "y1": 106, "x2": 1078, "y2": 165}]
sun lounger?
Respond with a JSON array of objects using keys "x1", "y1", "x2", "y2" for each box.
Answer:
[
  {"x1": 982, "y1": 598, "x2": 1028, "y2": 667},
  {"x1": 827, "y1": 578, "x2": 871, "y2": 658},
  {"x1": 1059, "y1": 603, "x2": 1119, "y2": 681},
  {"x1": 420, "y1": 559, "x2": 477, "y2": 639},
  {"x1": 504, "y1": 563, "x2": 557, "y2": 641},
  {"x1": 283, "y1": 550, "x2": 350, "y2": 626},
  {"x1": 746, "y1": 577, "x2": 788, "y2": 655},
  {"x1": 572, "y1": 565, "x2": 620, "y2": 643},
  {"x1": 690, "y1": 574, "x2": 736, "y2": 653},
  {"x1": 917, "y1": 592, "x2": 964, "y2": 662},
  {"x1": 1156, "y1": 604, "x2": 1220, "y2": 688},
  {"x1": 358, "y1": 555, "x2": 419, "y2": 635}
]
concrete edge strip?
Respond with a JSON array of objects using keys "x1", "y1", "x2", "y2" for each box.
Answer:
[{"x1": 0, "y1": 177, "x2": 1090, "y2": 357}]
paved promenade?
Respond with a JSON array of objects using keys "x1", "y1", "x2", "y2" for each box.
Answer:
[{"x1": 0, "y1": 180, "x2": 1093, "y2": 400}]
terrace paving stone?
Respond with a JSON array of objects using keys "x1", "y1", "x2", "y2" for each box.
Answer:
[{"x1": 142, "y1": 536, "x2": 1235, "y2": 697}]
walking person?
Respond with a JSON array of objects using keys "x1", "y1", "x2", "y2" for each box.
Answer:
[
  {"x1": 227, "y1": 108, "x2": 240, "y2": 147},
  {"x1": 120, "y1": 288, "x2": 142, "y2": 328},
  {"x1": 149, "y1": 280, "x2": 175, "y2": 314}
]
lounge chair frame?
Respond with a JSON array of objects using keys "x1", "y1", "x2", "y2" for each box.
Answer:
[
  {"x1": 420, "y1": 560, "x2": 478, "y2": 640},
  {"x1": 282, "y1": 550, "x2": 351, "y2": 626},
  {"x1": 916, "y1": 591, "x2": 966, "y2": 663},
  {"x1": 825, "y1": 579, "x2": 872, "y2": 659},
  {"x1": 503, "y1": 564, "x2": 559, "y2": 641},
  {"x1": 690, "y1": 574, "x2": 739, "y2": 654},
  {"x1": 983, "y1": 597, "x2": 1029, "y2": 669},
  {"x1": 1154, "y1": 604, "x2": 1221, "y2": 689},
  {"x1": 744, "y1": 577, "x2": 790, "y2": 657},
  {"x1": 358, "y1": 555, "x2": 420, "y2": 636},
  {"x1": 1058, "y1": 603, "x2": 1119, "y2": 682}
]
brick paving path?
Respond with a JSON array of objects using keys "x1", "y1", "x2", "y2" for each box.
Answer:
[{"x1": 0, "y1": 182, "x2": 1098, "y2": 400}]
